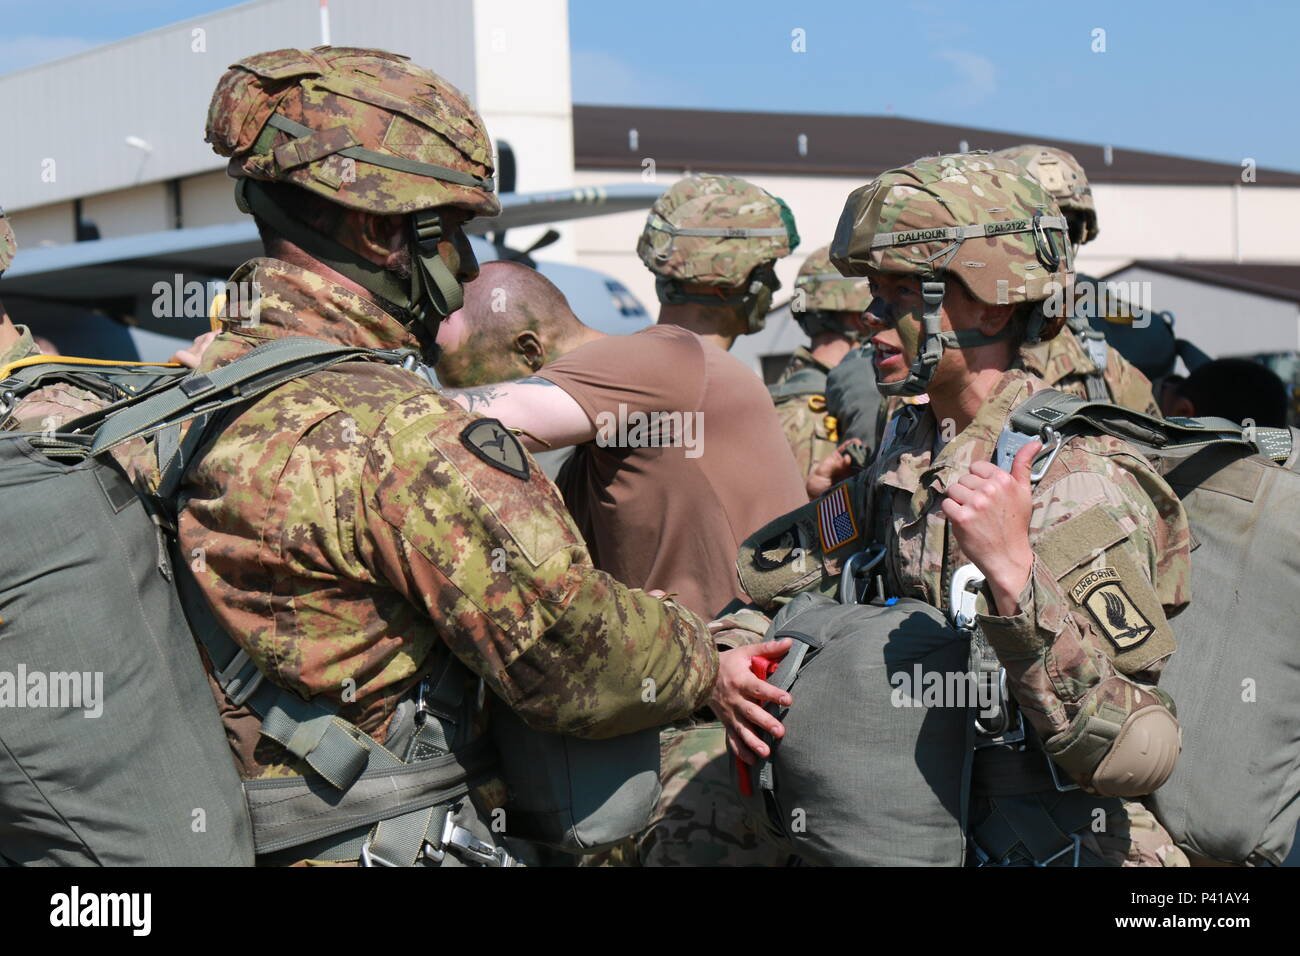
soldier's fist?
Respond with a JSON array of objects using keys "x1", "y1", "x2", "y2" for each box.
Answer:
[{"x1": 941, "y1": 441, "x2": 1039, "y2": 616}]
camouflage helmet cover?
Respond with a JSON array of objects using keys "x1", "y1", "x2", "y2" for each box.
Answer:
[
  {"x1": 830, "y1": 152, "x2": 1073, "y2": 318},
  {"x1": 0, "y1": 210, "x2": 14, "y2": 275},
  {"x1": 795, "y1": 244, "x2": 873, "y2": 313},
  {"x1": 637, "y1": 173, "x2": 799, "y2": 287},
  {"x1": 994, "y1": 143, "x2": 1098, "y2": 244},
  {"x1": 205, "y1": 46, "x2": 500, "y2": 218}
]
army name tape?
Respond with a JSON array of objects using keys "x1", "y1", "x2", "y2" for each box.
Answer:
[{"x1": 874, "y1": 216, "x2": 1067, "y2": 249}]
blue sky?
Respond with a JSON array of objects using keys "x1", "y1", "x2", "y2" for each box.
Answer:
[{"x1": 2, "y1": 0, "x2": 1295, "y2": 170}]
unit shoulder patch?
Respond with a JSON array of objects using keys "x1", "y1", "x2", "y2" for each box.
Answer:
[
  {"x1": 459, "y1": 418, "x2": 530, "y2": 480},
  {"x1": 1071, "y1": 567, "x2": 1155, "y2": 651}
]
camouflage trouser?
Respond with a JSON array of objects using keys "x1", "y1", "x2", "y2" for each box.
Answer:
[{"x1": 583, "y1": 720, "x2": 794, "y2": 866}]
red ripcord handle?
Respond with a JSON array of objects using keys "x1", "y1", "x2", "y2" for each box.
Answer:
[{"x1": 736, "y1": 654, "x2": 781, "y2": 797}]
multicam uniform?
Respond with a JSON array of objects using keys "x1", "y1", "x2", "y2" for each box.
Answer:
[
  {"x1": 770, "y1": 346, "x2": 835, "y2": 480},
  {"x1": 769, "y1": 245, "x2": 875, "y2": 481},
  {"x1": 868, "y1": 370, "x2": 1188, "y2": 865},
  {"x1": 740, "y1": 152, "x2": 1190, "y2": 866},
  {"x1": 1020, "y1": 323, "x2": 1161, "y2": 416},
  {"x1": 0, "y1": 326, "x2": 109, "y2": 431}
]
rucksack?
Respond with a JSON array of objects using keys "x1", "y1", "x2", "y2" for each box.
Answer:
[
  {"x1": 747, "y1": 590, "x2": 974, "y2": 866},
  {"x1": 2, "y1": 337, "x2": 660, "y2": 865},
  {"x1": 997, "y1": 388, "x2": 1300, "y2": 865}
]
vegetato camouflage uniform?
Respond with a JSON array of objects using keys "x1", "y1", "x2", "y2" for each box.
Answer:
[
  {"x1": 771, "y1": 346, "x2": 836, "y2": 481},
  {"x1": 185, "y1": 258, "x2": 718, "y2": 850},
  {"x1": 1020, "y1": 327, "x2": 1161, "y2": 416},
  {"x1": 741, "y1": 368, "x2": 1190, "y2": 865}
]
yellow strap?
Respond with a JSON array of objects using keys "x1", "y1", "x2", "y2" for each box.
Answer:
[
  {"x1": 209, "y1": 291, "x2": 227, "y2": 332},
  {"x1": 0, "y1": 354, "x2": 181, "y2": 381}
]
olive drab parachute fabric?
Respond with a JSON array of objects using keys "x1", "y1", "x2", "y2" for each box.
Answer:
[
  {"x1": 746, "y1": 592, "x2": 973, "y2": 866},
  {"x1": 0, "y1": 360, "x2": 252, "y2": 866},
  {"x1": 997, "y1": 388, "x2": 1300, "y2": 865}
]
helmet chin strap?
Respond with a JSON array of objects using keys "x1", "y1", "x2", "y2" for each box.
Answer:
[
  {"x1": 237, "y1": 179, "x2": 468, "y2": 356},
  {"x1": 877, "y1": 279, "x2": 1019, "y2": 397}
]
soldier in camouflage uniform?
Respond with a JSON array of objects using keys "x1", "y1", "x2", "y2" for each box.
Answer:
[
  {"x1": 770, "y1": 246, "x2": 872, "y2": 482},
  {"x1": 994, "y1": 145, "x2": 1161, "y2": 416},
  {"x1": 188, "y1": 47, "x2": 718, "y2": 866},
  {"x1": 727, "y1": 153, "x2": 1190, "y2": 866}
]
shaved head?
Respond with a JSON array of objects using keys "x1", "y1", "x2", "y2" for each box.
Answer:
[{"x1": 436, "y1": 259, "x2": 595, "y2": 387}]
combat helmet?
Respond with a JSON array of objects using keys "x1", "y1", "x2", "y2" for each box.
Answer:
[
  {"x1": 637, "y1": 173, "x2": 799, "y2": 334},
  {"x1": 791, "y1": 245, "x2": 873, "y2": 341},
  {"x1": 994, "y1": 144, "x2": 1098, "y2": 246},
  {"x1": 830, "y1": 151, "x2": 1073, "y2": 396},
  {"x1": 205, "y1": 46, "x2": 499, "y2": 344},
  {"x1": 0, "y1": 209, "x2": 15, "y2": 277}
]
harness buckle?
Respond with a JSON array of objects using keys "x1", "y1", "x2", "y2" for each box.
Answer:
[
  {"x1": 839, "y1": 543, "x2": 887, "y2": 605},
  {"x1": 424, "y1": 811, "x2": 514, "y2": 867},
  {"x1": 1045, "y1": 752, "x2": 1080, "y2": 792}
]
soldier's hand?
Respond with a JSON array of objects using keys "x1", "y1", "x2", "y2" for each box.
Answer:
[
  {"x1": 806, "y1": 439, "x2": 863, "y2": 498},
  {"x1": 171, "y1": 331, "x2": 218, "y2": 369},
  {"x1": 710, "y1": 640, "x2": 793, "y2": 766},
  {"x1": 942, "y1": 441, "x2": 1039, "y2": 615}
]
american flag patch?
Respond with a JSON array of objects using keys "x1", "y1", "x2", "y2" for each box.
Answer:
[{"x1": 817, "y1": 484, "x2": 859, "y2": 552}]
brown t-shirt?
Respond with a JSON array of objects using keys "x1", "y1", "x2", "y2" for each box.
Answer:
[{"x1": 542, "y1": 325, "x2": 807, "y2": 618}]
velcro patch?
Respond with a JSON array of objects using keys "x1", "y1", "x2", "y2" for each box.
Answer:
[
  {"x1": 1071, "y1": 567, "x2": 1155, "y2": 652},
  {"x1": 816, "y1": 484, "x2": 860, "y2": 553},
  {"x1": 460, "y1": 418, "x2": 529, "y2": 480}
]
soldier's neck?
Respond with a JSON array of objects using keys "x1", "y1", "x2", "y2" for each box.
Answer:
[
  {"x1": 927, "y1": 366, "x2": 1006, "y2": 436},
  {"x1": 809, "y1": 336, "x2": 852, "y2": 369},
  {"x1": 657, "y1": 303, "x2": 742, "y2": 351}
]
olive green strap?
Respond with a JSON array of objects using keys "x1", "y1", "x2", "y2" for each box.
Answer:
[{"x1": 266, "y1": 114, "x2": 494, "y2": 191}]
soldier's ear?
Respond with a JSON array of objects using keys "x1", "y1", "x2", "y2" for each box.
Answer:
[{"x1": 515, "y1": 330, "x2": 544, "y2": 371}]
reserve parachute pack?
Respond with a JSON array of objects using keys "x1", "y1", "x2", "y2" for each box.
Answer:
[
  {"x1": 997, "y1": 388, "x2": 1300, "y2": 865},
  {"x1": 746, "y1": 588, "x2": 974, "y2": 866},
  {"x1": 1, "y1": 338, "x2": 661, "y2": 865}
]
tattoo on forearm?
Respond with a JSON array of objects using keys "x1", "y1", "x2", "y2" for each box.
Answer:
[
  {"x1": 452, "y1": 383, "x2": 507, "y2": 414},
  {"x1": 450, "y1": 377, "x2": 558, "y2": 414}
]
